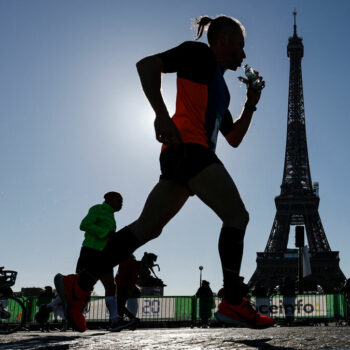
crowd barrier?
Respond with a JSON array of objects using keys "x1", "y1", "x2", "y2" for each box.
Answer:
[{"x1": 10, "y1": 294, "x2": 348, "y2": 325}]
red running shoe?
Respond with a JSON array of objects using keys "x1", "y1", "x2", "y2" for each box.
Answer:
[
  {"x1": 54, "y1": 273, "x2": 91, "y2": 332},
  {"x1": 215, "y1": 298, "x2": 275, "y2": 329}
]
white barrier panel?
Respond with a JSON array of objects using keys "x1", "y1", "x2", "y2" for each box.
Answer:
[
  {"x1": 85, "y1": 298, "x2": 107, "y2": 320},
  {"x1": 136, "y1": 297, "x2": 175, "y2": 320},
  {"x1": 252, "y1": 295, "x2": 327, "y2": 317},
  {"x1": 86, "y1": 297, "x2": 176, "y2": 321}
]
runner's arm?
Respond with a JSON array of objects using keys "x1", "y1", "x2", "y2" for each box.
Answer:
[
  {"x1": 221, "y1": 82, "x2": 261, "y2": 147},
  {"x1": 136, "y1": 55, "x2": 182, "y2": 145},
  {"x1": 136, "y1": 55, "x2": 168, "y2": 117},
  {"x1": 221, "y1": 108, "x2": 254, "y2": 148},
  {"x1": 80, "y1": 207, "x2": 110, "y2": 239}
]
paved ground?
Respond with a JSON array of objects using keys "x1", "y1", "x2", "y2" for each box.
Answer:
[{"x1": 1, "y1": 326, "x2": 350, "y2": 350}]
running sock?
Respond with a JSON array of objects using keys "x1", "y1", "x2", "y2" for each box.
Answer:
[
  {"x1": 77, "y1": 226, "x2": 142, "y2": 292},
  {"x1": 105, "y1": 296, "x2": 118, "y2": 321},
  {"x1": 218, "y1": 226, "x2": 246, "y2": 305},
  {"x1": 47, "y1": 296, "x2": 62, "y2": 309}
]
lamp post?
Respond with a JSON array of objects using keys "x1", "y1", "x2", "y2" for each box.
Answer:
[
  {"x1": 295, "y1": 226, "x2": 305, "y2": 294},
  {"x1": 199, "y1": 266, "x2": 203, "y2": 287}
]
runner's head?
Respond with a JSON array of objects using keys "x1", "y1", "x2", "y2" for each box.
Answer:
[
  {"x1": 104, "y1": 191, "x2": 123, "y2": 212},
  {"x1": 193, "y1": 15, "x2": 246, "y2": 71}
]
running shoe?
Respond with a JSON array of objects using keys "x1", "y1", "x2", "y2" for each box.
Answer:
[
  {"x1": 110, "y1": 318, "x2": 138, "y2": 332},
  {"x1": 215, "y1": 298, "x2": 275, "y2": 329},
  {"x1": 54, "y1": 273, "x2": 91, "y2": 332},
  {"x1": 35, "y1": 305, "x2": 51, "y2": 325},
  {"x1": 110, "y1": 316, "x2": 123, "y2": 329}
]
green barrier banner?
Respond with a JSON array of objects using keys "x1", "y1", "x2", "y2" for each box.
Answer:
[
  {"x1": 24, "y1": 294, "x2": 346, "y2": 323},
  {"x1": 251, "y1": 295, "x2": 340, "y2": 318}
]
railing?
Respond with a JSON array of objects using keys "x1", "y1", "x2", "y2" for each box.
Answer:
[{"x1": 9, "y1": 294, "x2": 349, "y2": 325}]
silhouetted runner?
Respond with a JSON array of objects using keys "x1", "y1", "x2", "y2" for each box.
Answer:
[
  {"x1": 41, "y1": 192, "x2": 123, "y2": 331},
  {"x1": 55, "y1": 15, "x2": 274, "y2": 331},
  {"x1": 111, "y1": 254, "x2": 140, "y2": 332}
]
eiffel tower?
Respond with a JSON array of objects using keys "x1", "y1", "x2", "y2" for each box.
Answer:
[{"x1": 248, "y1": 12, "x2": 346, "y2": 293}]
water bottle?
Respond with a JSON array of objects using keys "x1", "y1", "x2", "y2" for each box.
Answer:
[{"x1": 241, "y1": 64, "x2": 265, "y2": 91}]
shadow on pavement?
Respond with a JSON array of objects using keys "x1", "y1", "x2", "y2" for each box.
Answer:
[
  {"x1": 0, "y1": 335, "x2": 80, "y2": 350},
  {"x1": 224, "y1": 337, "x2": 297, "y2": 350}
]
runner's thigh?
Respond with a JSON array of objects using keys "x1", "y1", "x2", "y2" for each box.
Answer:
[
  {"x1": 188, "y1": 163, "x2": 249, "y2": 229},
  {"x1": 100, "y1": 271, "x2": 116, "y2": 296},
  {"x1": 130, "y1": 180, "x2": 190, "y2": 243}
]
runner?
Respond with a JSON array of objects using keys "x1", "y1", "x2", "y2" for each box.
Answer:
[
  {"x1": 55, "y1": 14, "x2": 274, "y2": 331},
  {"x1": 111, "y1": 254, "x2": 140, "y2": 332},
  {"x1": 38, "y1": 192, "x2": 123, "y2": 331}
]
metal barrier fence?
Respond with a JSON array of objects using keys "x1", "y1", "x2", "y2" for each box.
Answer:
[{"x1": 9, "y1": 294, "x2": 348, "y2": 325}]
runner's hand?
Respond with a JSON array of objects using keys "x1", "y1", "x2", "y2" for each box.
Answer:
[
  {"x1": 246, "y1": 77, "x2": 262, "y2": 107},
  {"x1": 239, "y1": 71, "x2": 264, "y2": 107},
  {"x1": 154, "y1": 112, "x2": 183, "y2": 146}
]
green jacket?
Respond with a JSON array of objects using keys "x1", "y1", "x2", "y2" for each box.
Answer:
[{"x1": 80, "y1": 202, "x2": 116, "y2": 251}]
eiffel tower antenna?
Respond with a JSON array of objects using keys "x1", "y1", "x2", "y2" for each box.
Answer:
[
  {"x1": 248, "y1": 13, "x2": 346, "y2": 294},
  {"x1": 293, "y1": 9, "x2": 297, "y2": 36}
]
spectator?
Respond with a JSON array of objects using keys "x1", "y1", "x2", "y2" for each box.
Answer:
[
  {"x1": 340, "y1": 278, "x2": 350, "y2": 325},
  {"x1": 196, "y1": 280, "x2": 214, "y2": 328},
  {"x1": 36, "y1": 286, "x2": 55, "y2": 331}
]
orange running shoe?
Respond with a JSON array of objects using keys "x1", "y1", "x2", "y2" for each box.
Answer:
[
  {"x1": 54, "y1": 273, "x2": 91, "y2": 332},
  {"x1": 215, "y1": 298, "x2": 275, "y2": 329}
]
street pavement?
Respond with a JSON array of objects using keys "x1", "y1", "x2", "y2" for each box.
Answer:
[{"x1": 1, "y1": 326, "x2": 350, "y2": 350}]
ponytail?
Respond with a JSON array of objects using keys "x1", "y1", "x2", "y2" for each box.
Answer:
[
  {"x1": 193, "y1": 16, "x2": 212, "y2": 40},
  {"x1": 193, "y1": 15, "x2": 245, "y2": 45}
]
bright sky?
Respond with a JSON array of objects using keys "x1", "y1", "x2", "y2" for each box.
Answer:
[{"x1": 1, "y1": 0, "x2": 349, "y2": 296}]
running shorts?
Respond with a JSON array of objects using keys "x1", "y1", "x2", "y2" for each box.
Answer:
[
  {"x1": 76, "y1": 246, "x2": 113, "y2": 275},
  {"x1": 159, "y1": 143, "x2": 222, "y2": 186}
]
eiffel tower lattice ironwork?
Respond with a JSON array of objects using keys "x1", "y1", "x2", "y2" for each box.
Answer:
[{"x1": 248, "y1": 12, "x2": 346, "y2": 294}]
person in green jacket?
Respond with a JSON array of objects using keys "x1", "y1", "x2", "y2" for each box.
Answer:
[{"x1": 36, "y1": 191, "x2": 123, "y2": 329}]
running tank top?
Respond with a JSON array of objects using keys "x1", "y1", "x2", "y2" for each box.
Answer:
[{"x1": 157, "y1": 41, "x2": 233, "y2": 152}]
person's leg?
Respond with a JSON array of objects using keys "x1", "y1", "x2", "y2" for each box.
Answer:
[
  {"x1": 129, "y1": 179, "x2": 191, "y2": 243},
  {"x1": 35, "y1": 303, "x2": 53, "y2": 325},
  {"x1": 188, "y1": 163, "x2": 274, "y2": 328},
  {"x1": 79, "y1": 180, "x2": 190, "y2": 290},
  {"x1": 126, "y1": 297, "x2": 138, "y2": 317},
  {"x1": 75, "y1": 246, "x2": 105, "y2": 291},
  {"x1": 122, "y1": 304, "x2": 137, "y2": 320},
  {"x1": 100, "y1": 272, "x2": 116, "y2": 297},
  {"x1": 112, "y1": 287, "x2": 139, "y2": 331},
  {"x1": 35, "y1": 295, "x2": 65, "y2": 326},
  {"x1": 100, "y1": 272, "x2": 118, "y2": 324},
  {"x1": 188, "y1": 162, "x2": 249, "y2": 229},
  {"x1": 116, "y1": 287, "x2": 130, "y2": 320},
  {"x1": 47, "y1": 296, "x2": 62, "y2": 310},
  {"x1": 118, "y1": 289, "x2": 136, "y2": 321},
  {"x1": 188, "y1": 163, "x2": 249, "y2": 304},
  {"x1": 54, "y1": 247, "x2": 104, "y2": 332}
]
